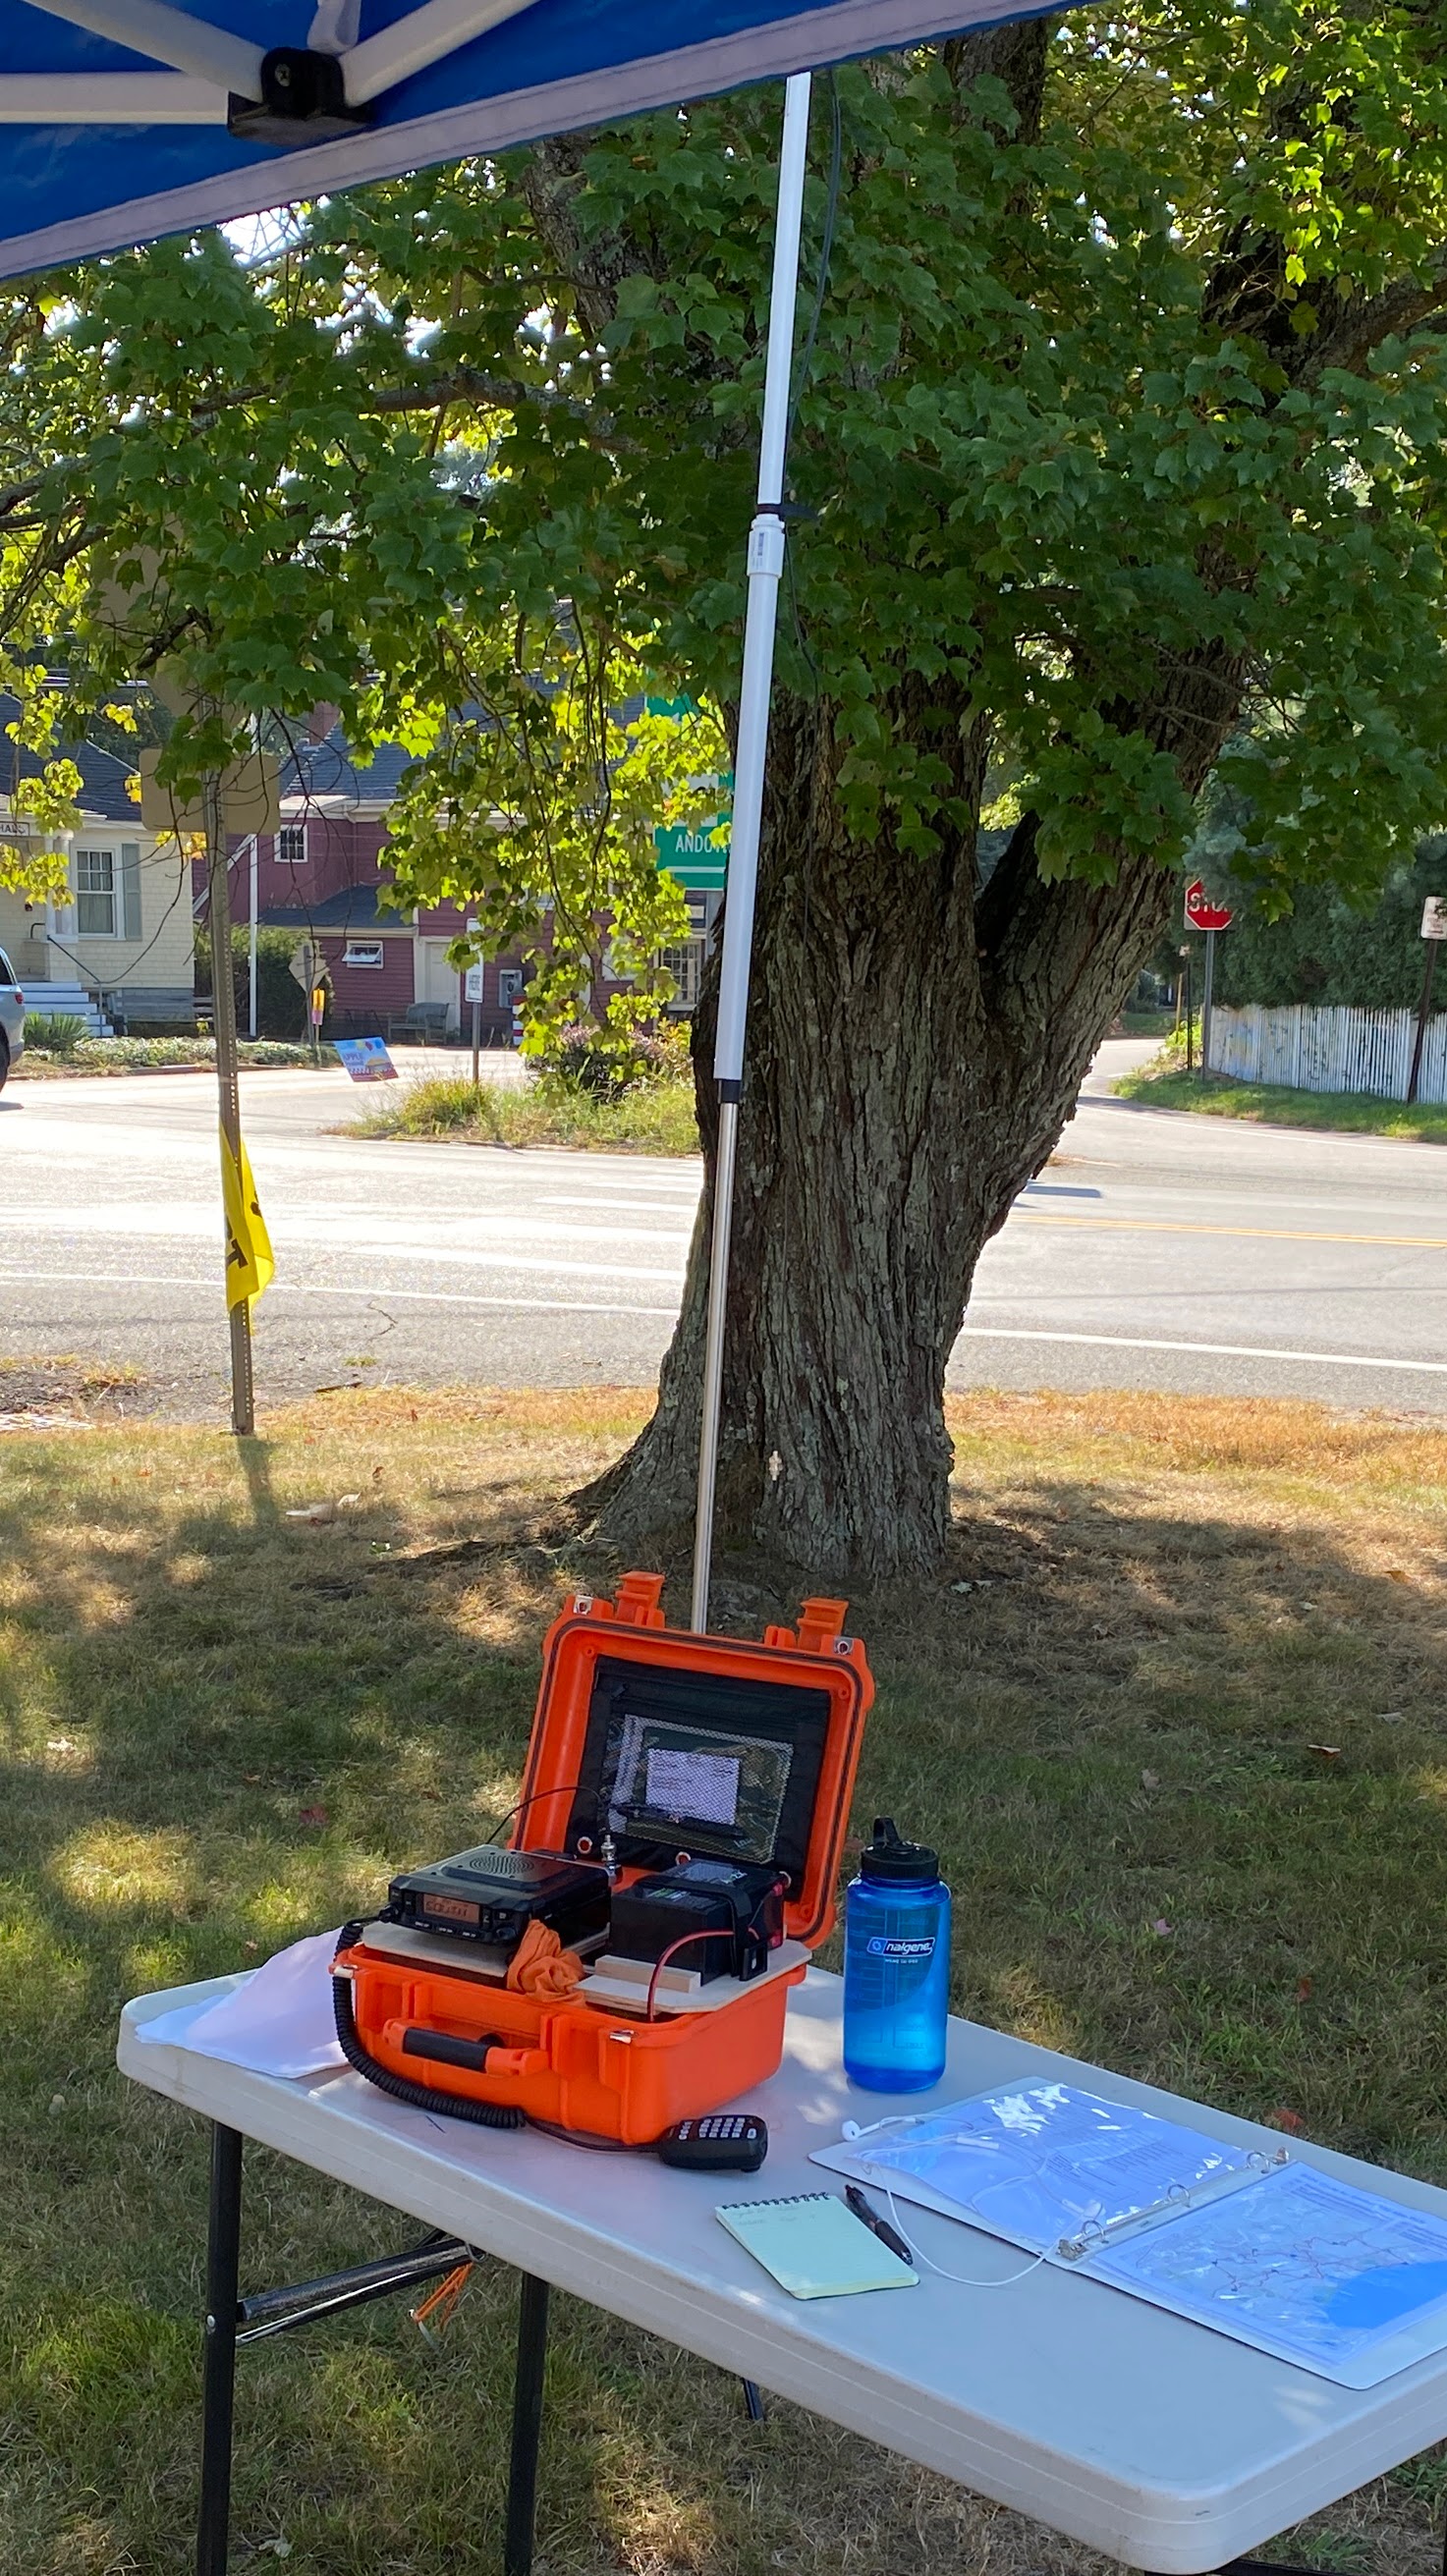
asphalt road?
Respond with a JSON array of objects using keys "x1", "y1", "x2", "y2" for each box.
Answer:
[{"x1": 4, "y1": 1040, "x2": 1447, "y2": 1416}]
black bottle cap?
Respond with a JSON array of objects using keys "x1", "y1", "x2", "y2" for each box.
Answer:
[{"x1": 860, "y1": 1816, "x2": 939, "y2": 1886}]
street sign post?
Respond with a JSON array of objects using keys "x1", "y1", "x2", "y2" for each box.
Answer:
[
  {"x1": 465, "y1": 923, "x2": 484, "y2": 1088},
  {"x1": 1407, "y1": 899, "x2": 1447, "y2": 1103},
  {"x1": 1184, "y1": 880, "x2": 1234, "y2": 1076},
  {"x1": 465, "y1": 962, "x2": 484, "y2": 1087}
]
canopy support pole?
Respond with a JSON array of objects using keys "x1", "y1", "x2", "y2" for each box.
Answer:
[{"x1": 690, "y1": 69, "x2": 811, "y2": 1633}]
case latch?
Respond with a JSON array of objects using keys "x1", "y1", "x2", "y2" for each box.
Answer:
[
  {"x1": 796, "y1": 1597, "x2": 850, "y2": 1655},
  {"x1": 615, "y1": 1570, "x2": 667, "y2": 1627}
]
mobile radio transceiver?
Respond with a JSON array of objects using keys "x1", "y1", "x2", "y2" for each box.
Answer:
[
  {"x1": 335, "y1": 1576, "x2": 874, "y2": 2145},
  {"x1": 382, "y1": 1845, "x2": 611, "y2": 1952}
]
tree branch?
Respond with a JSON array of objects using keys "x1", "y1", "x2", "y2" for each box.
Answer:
[{"x1": 362, "y1": 367, "x2": 640, "y2": 452}]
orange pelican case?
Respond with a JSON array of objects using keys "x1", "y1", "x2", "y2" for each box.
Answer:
[{"x1": 334, "y1": 1572, "x2": 873, "y2": 2143}]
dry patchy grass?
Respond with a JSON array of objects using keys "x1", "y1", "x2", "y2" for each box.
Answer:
[
  {"x1": 2, "y1": 1386, "x2": 1446, "y2": 2576},
  {"x1": 343, "y1": 1070, "x2": 700, "y2": 1156}
]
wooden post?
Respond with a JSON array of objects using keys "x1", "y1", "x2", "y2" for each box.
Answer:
[{"x1": 1406, "y1": 941, "x2": 1439, "y2": 1106}]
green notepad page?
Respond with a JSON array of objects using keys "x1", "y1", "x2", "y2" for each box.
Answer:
[{"x1": 716, "y1": 2192, "x2": 918, "y2": 2298}]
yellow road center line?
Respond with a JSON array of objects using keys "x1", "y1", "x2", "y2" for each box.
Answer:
[{"x1": 1015, "y1": 1212, "x2": 1447, "y2": 1250}]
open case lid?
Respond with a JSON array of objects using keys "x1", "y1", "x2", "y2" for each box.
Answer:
[{"x1": 513, "y1": 1573, "x2": 873, "y2": 1948}]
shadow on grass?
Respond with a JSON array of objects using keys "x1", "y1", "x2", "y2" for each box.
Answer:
[{"x1": 2, "y1": 1403, "x2": 1445, "y2": 2576}]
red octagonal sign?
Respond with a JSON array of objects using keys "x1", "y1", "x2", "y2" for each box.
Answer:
[{"x1": 1185, "y1": 877, "x2": 1234, "y2": 933}]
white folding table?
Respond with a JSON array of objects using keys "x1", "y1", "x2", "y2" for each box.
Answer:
[{"x1": 119, "y1": 1966, "x2": 1447, "y2": 2576}]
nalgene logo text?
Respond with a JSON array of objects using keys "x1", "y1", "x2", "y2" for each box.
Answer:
[{"x1": 865, "y1": 1936, "x2": 935, "y2": 1960}]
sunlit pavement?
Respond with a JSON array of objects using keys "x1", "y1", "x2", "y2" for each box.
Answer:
[{"x1": 4, "y1": 1040, "x2": 1447, "y2": 1417}]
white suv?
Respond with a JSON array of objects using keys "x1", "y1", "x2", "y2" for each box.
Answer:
[{"x1": 0, "y1": 948, "x2": 26, "y2": 1088}]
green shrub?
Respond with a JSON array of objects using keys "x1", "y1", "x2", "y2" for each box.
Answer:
[
  {"x1": 195, "y1": 926, "x2": 308, "y2": 1040},
  {"x1": 543, "y1": 1017, "x2": 692, "y2": 1098},
  {"x1": 15, "y1": 1035, "x2": 317, "y2": 1076},
  {"x1": 24, "y1": 1011, "x2": 86, "y2": 1054}
]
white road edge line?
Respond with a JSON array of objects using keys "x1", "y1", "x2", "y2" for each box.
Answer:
[
  {"x1": 0, "y1": 1270, "x2": 679, "y2": 1318},
  {"x1": 4, "y1": 1271, "x2": 1446, "y2": 1370},
  {"x1": 956, "y1": 1326, "x2": 1447, "y2": 1375}
]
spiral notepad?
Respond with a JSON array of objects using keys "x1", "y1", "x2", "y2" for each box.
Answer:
[{"x1": 715, "y1": 2192, "x2": 918, "y2": 2297}]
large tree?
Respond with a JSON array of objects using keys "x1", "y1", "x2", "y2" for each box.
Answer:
[{"x1": 7, "y1": 2, "x2": 1447, "y2": 1574}]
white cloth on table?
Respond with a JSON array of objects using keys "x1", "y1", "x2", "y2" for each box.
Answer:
[{"x1": 132, "y1": 1927, "x2": 345, "y2": 2077}]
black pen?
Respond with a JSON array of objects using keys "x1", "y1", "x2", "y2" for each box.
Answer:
[{"x1": 845, "y1": 2182, "x2": 914, "y2": 2266}]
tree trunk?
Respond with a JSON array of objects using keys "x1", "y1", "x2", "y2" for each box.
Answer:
[{"x1": 580, "y1": 687, "x2": 1181, "y2": 1581}]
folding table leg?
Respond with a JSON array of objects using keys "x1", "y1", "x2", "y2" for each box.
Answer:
[
  {"x1": 504, "y1": 2273, "x2": 550, "y2": 2576},
  {"x1": 196, "y1": 2122, "x2": 244, "y2": 2576}
]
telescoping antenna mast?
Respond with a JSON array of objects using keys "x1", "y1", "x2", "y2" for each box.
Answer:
[{"x1": 690, "y1": 71, "x2": 812, "y2": 1632}]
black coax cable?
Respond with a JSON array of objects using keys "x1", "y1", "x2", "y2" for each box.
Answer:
[{"x1": 330, "y1": 1923, "x2": 526, "y2": 2129}]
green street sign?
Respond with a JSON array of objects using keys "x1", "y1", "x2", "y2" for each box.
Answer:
[{"x1": 655, "y1": 817, "x2": 729, "y2": 890}]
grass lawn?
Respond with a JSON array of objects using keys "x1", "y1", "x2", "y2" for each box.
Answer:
[
  {"x1": 344, "y1": 1070, "x2": 700, "y2": 1156},
  {"x1": 1114, "y1": 1056, "x2": 1447, "y2": 1142},
  {"x1": 4, "y1": 1385, "x2": 1447, "y2": 2575},
  {"x1": 1113, "y1": 1007, "x2": 1178, "y2": 1036}
]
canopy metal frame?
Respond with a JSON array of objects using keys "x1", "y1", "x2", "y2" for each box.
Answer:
[{"x1": 8, "y1": 0, "x2": 544, "y2": 121}]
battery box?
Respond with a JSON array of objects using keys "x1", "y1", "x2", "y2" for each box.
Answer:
[
  {"x1": 608, "y1": 1860, "x2": 787, "y2": 1984},
  {"x1": 334, "y1": 1572, "x2": 872, "y2": 2143}
]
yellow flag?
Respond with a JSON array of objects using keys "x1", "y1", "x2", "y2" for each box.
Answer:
[{"x1": 220, "y1": 1128, "x2": 275, "y2": 1311}]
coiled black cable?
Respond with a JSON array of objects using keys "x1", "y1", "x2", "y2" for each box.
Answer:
[{"x1": 331, "y1": 1924, "x2": 526, "y2": 2130}]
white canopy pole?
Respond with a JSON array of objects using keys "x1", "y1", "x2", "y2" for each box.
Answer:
[
  {"x1": 0, "y1": 77, "x2": 225, "y2": 122},
  {"x1": 21, "y1": 0, "x2": 264, "y2": 95},
  {"x1": 343, "y1": 0, "x2": 545, "y2": 105},
  {"x1": 690, "y1": 68, "x2": 811, "y2": 1632}
]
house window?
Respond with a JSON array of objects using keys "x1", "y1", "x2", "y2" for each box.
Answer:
[
  {"x1": 75, "y1": 848, "x2": 116, "y2": 935},
  {"x1": 342, "y1": 942, "x2": 384, "y2": 968},
  {"x1": 658, "y1": 939, "x2": 704, "y2": 1011},
  {"x1": 276, "y1": 823, "x2": 306, "y2": 867}
]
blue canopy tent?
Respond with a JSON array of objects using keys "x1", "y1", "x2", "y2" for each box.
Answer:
[{"x1": 1, "y1": 0, "x2": 1020, "y2": 1620}]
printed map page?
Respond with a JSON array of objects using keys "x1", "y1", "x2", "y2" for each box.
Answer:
[
  {"x1": 1090, "y1": 2162, "x2": 1447, "y2": 2384},
  {"x1": 846, "y1": 2081, "x2": 1258, "y2": 2255}
]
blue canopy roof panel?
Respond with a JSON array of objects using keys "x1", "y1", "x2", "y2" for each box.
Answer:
[{"x1": 3, "y1": 0, "x2": 1030, "y2": 281}]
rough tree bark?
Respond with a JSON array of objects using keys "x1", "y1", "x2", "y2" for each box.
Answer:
[{"x1": 581, "y1": 646, "x2": 1240, "y2": 1580}]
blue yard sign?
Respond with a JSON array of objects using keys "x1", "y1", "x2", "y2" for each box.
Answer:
[{"x1": 333, "y1": 1035, "x2": 399, "y2": 1083}]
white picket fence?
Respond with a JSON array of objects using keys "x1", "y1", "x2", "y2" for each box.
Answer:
[{"x1": 1207, "y1": 1003, "x2": 1447, "y2": 1104}]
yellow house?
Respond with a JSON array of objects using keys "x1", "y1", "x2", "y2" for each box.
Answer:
[{"x1": 0, "y1": 708, "x2": 195, "y2": 1030}]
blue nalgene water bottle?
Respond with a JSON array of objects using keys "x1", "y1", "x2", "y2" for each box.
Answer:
[{"x1": 843, "y1": 1818, "x2": 950, "y2": 2093}]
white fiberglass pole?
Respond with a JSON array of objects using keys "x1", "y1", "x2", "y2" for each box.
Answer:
[{"x1": 690, "y1": 69, "x2": 811, "y2": 1633}]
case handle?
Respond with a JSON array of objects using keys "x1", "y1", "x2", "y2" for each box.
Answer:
[
  {"x1": 396, "y1": 2025, "x2": 549, "y2": 2083},
  {"x1": 400, "y1": 2025, "x2": 500, "y2": 2073}
]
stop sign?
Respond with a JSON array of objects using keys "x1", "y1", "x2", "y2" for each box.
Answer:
[{"x1": 1185, "y1": 878, "x2": 1233, "y2": 933}]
